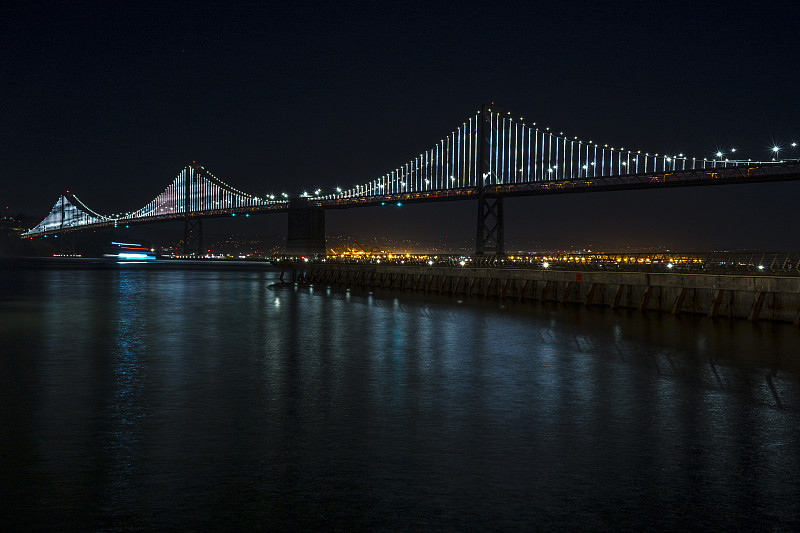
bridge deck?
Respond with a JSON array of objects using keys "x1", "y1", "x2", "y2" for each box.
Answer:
[{"x1": 24, "y1": 161, "x2": 800, "y2": 237}]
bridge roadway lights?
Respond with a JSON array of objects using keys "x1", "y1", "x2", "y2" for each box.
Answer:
[{"x1": 286, "y1": 198, "x2": 326, "y2": 257}]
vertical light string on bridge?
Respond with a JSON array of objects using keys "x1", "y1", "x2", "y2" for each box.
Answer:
[
  {"x1": 23, "y1": 108, "x2": 777, "y2": 238},
  {"x1": 25, "y1": 162, "x2": 293, "y2": 236},
  {"x1": 122, "y1": 164, "x2": 276, "y2": 221},
  {"x1": 331, "y1": 106, "x2": 743, "y2": 202}
]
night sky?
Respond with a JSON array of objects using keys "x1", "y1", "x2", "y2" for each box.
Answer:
[{"x1": 3, "y1": 1, "x2": 799, "y2": 251}]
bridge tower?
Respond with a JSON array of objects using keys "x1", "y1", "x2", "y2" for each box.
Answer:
[
  {"x1": 475, "y1": 103, "x2": 504, "y2": 256},
  {"x1": 285, "y1": 198, "x2": 326, "y2": 257},
  {"x1": 183, "y1": 163, "x2": 204, "y2": 256}
]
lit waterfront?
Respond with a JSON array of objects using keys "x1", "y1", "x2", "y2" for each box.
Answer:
[
  {"x1": 281, "y1": 250, "x2": 800, "y2": 276},
  {"x1": 2, "y1": 260, "x2": 799, "y2": 530}
]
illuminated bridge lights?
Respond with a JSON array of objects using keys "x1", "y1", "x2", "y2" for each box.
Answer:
[{"x1": 21, "y1": 105, "x2": 800, "y2": 238}]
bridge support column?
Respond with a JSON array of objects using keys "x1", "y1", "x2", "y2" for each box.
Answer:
[
  {"x1": 286, "y1": 198, "x2": 326, "y2": 257},
  {"x1": 56, "y1": 232, "x2": 76, "y2": 255},
  {"x1": 476, "y1": 194, "x2": 504, "y2": 256},
  {"x1": 183, "y1": 217, "x2": 203, "y2": 256},
  {"x1": 475, "y1": 103, "x2": 505, "y2": 256}
]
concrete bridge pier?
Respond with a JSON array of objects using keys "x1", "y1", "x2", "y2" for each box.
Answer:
[
  {"x1": 183, "y1": 217, "x2": 204, "y2": 256},
  {"x1": 286, "y1": 198, "x2": 326, "y2": 257}
]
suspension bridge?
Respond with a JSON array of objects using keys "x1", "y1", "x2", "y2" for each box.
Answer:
[{"x1": 23, "y1": 104, "x2": 800, "y2": 256}]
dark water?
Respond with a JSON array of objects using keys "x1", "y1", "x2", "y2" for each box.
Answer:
[{"x1": 2, "y1": 259, "x2": 800, "y2": 531}]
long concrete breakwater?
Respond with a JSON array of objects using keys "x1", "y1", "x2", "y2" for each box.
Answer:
[{"x1": 279, "y1": 262, "x2": 800, "y2": 326}]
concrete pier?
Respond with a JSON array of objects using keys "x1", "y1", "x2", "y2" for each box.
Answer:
[
  {"x1": 281, "y1": 262, "x2": 800, "y2": 325},
  {"x1": 285, "y1": 198, "x2": 326, "y2": 257}
]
